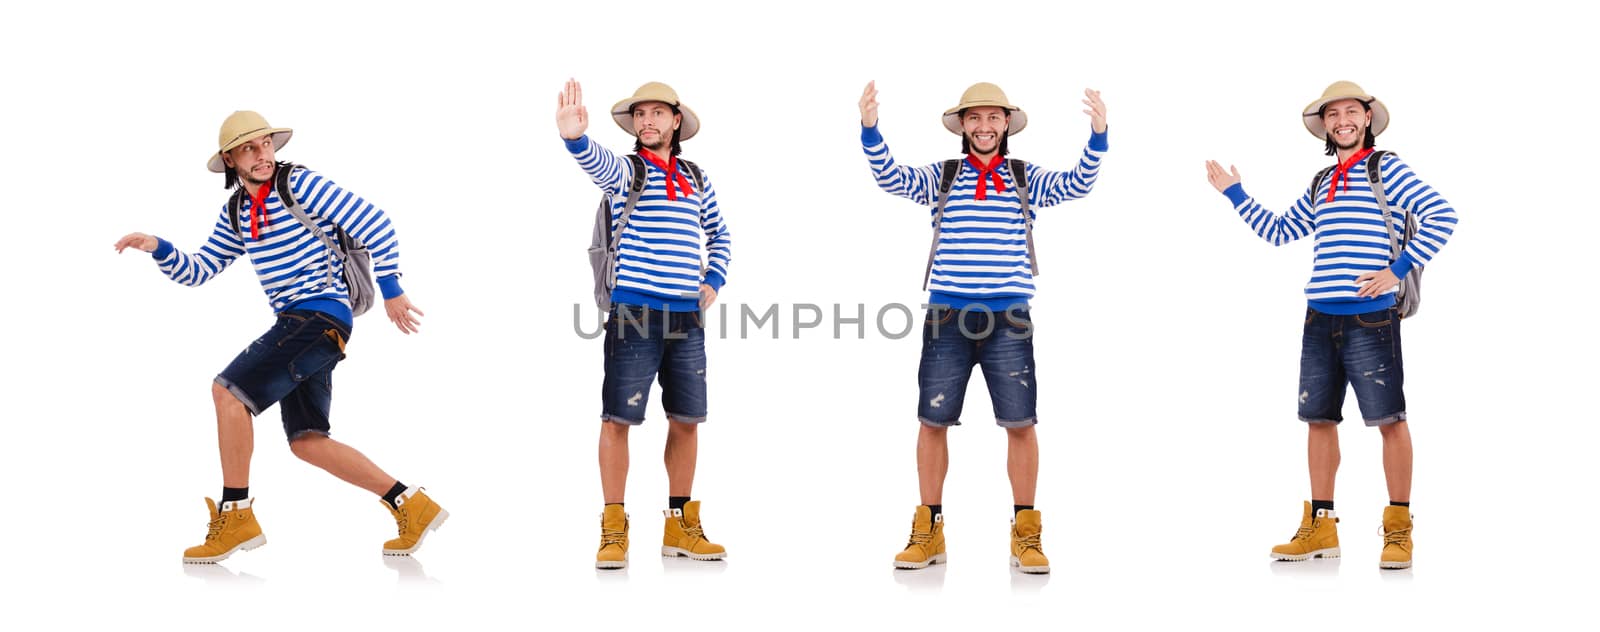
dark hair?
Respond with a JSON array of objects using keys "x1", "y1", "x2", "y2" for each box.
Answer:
[
  {"x1": 1320, "y1": 99, "x2": 1378, "y2": 156},
  {"x1": 632, "y1": 103, "x2": 684, "y2": 157},
  {"x1": 957, "y1": 108, "x2": 1010, "y2": 156}
]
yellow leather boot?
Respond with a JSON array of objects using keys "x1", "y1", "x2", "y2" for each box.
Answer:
[
  {"x1": 1379, "y1": 505, "x2": 1413, "y2": 569},
  {"x1": 1010, "y1": 509, "x2": 1050, "y2": 574},
  {"x1": 662, "y1": 500, "x2": 726, "y2": 560},
  {"x1": 596, "y1": 504, "x2": 629, "y2": 569},
  {"x1": 1270, "y1": 501, "x2": 1340, "y2": 561},
  {"x1": 183, "y1": 498, "x2": 266, "y2": 564},
  {"x1": 382, "y1": 487, "x2": 449, "y2": 556},
  {"x1": 893, "y1": 505, "x2": 946, "y2": 569}
]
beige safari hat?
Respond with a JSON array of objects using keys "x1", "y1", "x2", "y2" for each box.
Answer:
[
  {"x1": 1302, "y1": 81, "x2": 1389, "y2": 140},
  {"x1": 207, "y1": 111, "x2": 292, "y2": 173},
  {"x1": 611, "y1": 82, "x2": 700, "y2": 141},
  {"x1": 942, "y1": 82, "x2": 1027, "y2": 136}
]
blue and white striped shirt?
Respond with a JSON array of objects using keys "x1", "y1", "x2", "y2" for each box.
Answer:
[
  {"x1": 151, "y1": 167, "x2": 404, "y2": 325},
  {"x1": 862, "y1": 125, "x2": 1107, "y2": 310},
  {"x1": 1225, "y1": 152, "x2": 1458, "y2": 314},
  {"x1": 566, "y1": 135, "x2": 732, "y2": 311}
]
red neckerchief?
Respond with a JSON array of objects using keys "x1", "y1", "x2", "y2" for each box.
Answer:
[
  {"x1": 1326, "y1": 147, "x2": 1375, "y2": 203},
  {"x1": 965, "y1": 154, "x2": 1007, "y2": 200},
  {"x1": 637, "y1": 151, "x2": 694, "y2": 201},
  {"x1": 247, "y1": 181, "x2": 273, "y2": 240}
]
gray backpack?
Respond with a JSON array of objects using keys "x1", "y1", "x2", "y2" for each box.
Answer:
[
  {"x1": 1310, "y1": 150, "x2": 1421, "y2": 318},
  {"x1": 588, "y1": 154, "x2": 703, "y2": 311},
  {"x1": 925, "y1": 158, "x2": 1035, "y2": 290},
  {"x1": 228, "y1": 162, "x2": 378, "y2": 317}
]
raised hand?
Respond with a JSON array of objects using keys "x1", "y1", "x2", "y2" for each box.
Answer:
[
  {"x1": 114, "y1": 232, "x2": 158, "y2": 254},
  {"x1": 860, "y1": 80, "x2": 879, "y2": 128},
  {"x1": 557, "y1": 78, "x2": 589, "y2": 141},
  {"x1": 1205, "y1": 160, "x2": 1242, "y2": 194},
  {"x1": 1082, "y1": 88, "x2": 1107, "y2": 133}
]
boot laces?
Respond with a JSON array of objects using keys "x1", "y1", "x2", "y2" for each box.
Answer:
[
  {"x1": 600, "y1": 515, "x2": 627, "y2": 546},
  {"x1": 1015, "y1": 532, "x2": 1042, "y2": 553},
  {"x1": 905, "y1": 525, "x2": 935, "y2": 548},
  {"x1": 392, "y1": 507, "x2": 410, "y2": 536},
  {"x1": 1380, "y1": 525, "x2": 1411, "y2": 551},
  {"x1": 1291, "y1": 516, "x2": 1324, "y2": 542},
  {"x1": 205, "y1": 515, "x2": 227, "y2": 541},
  {"x1": 683, "y1": 522, "x2": 707, "y2": 542}
]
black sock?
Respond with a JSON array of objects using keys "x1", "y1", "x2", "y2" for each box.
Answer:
[
  {"x1": 222, "y1": 487, "x2": 248, "y2": 504},
  {"x1": 669, "y1": 496, "x2": 690, "y2": 511},
  {"x1": 382, "y1": 481, "x2": 408, "y2": 509},
  {"x1": 1311, "y1": 499, "x2": 1335, "y2": 515},
  {"x1": 926, "y1": 504, "x2": 942, "y2": 517},
  {"x1": 1014, "y1": 505, "x2": 1034, "y2": 515},
  {"x1": 605, "y1": 502, "x2": 624, "y2": 509},
  {"x1": 1390, "y1": 501, "x2": 1410, "y2": 507}
]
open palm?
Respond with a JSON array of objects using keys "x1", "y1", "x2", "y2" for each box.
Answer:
[{"x1": 557, "y1": 78, "x2": 588, "y2": 140}]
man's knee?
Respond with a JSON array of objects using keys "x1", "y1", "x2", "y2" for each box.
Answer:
[
  {"x1": 211, "y1": 381, "x2": 238, "y2": 408},
  {"x1": 288, "y1": 433, "x2": 328, "y2": 461},
  {"x1": 666, "y1": 419, "x2": 698, "y2": 435},
  {"x1": 1005, "y1": 425, "x2": 1036, "y2": 440},
  {"x1": 1378, "y1": 420, "x2": 1409, "y2": 438}
]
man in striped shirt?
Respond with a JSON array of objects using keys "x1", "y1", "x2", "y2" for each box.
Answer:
[
  {"x1": 1206, "y1": 81, "x2": 1458, "y2": 570},
  {"x1": 861, "y1": 81, "x2": 1108, "y2": 574},
  {"x1": 558, "y1": 80, "x2": 733, "y2": 569},
  {"x1": 114, "y1": 111, "x2": 447, "y2": 563}
]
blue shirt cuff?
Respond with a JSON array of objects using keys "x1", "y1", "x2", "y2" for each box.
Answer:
[
  {"x1": 861, "y1": 124, "x2": 883, "y2": 146},
  {"x1": 1223, "y1": 183, "x2": 1249, "y2": 207},
  {"x1": 1089, "y1": 129, "x2": 1109, "y2": 152},
  {"x1": 152, "y1": 237, "x2": 173, "y2": 260},
  {"x1": 563, "y1": 135, "x2": 590, "y2": 154},
  {"x1": 703, "y1": 271, "x2": 727, "y2": 294},
  {"x1": 378, "y1": 274, "x2": 404, "y2": 300},
  {"x1": 1389, "y1": 254, "x2": 1416, "y2": 280}
]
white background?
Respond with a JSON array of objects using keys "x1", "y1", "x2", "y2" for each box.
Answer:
[{"x1": 1, "y1": 0, "x2": 1594, "y2": 628}]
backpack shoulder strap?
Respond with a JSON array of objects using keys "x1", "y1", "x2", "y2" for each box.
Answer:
[
  {"x1": 676, "y1": 157, "x2": 706, "y2": 192},
  {"x1": 626, "y1": 154, "x2": 648, "y2": 194},
  {"x1": 1310, "y1": 164, "x2": 1336, "y2": 201},
  {"x1": 274, "y1": 161, "x2": 299, "y2": 209},
  {"x1": 274, "y1": 163, "x2": 345, "y2": 262},
  {"x1": 227, "y1": 189, "x2": 247, "y2": 236},
  {"x1": 1365, "y1": 150, "x2": 1394, "y2": 200},
  {"x1": 1008, "y1": 159, "x2": 1039, "y2": 276},
  {"x1": 609, "y1": 154, "x2": 650, "y2": 248},
  {"x1": 1365, "y1": 150, "x2": 1404, "y2": 261},
  {"x1": 1008, "y1": 158, "x2": 1030, "y2": 193},
  {"x1": 937, "y1": 159, "x2": 961, "y2": 201},
  {"x1": 924, "y1": 159, "x2": 964, "y2": 291}
]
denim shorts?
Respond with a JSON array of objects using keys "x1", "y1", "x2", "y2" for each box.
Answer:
[
  {"x1": 601, "y1": 304, "x2": 707, "y2": 425},
  {"x1": 215, "y1": 310, "x2": 351, "y2": 441},
  {"x1": 917, "y1": 306, "x2": 1037, "y2": 428},
  {"x1": 1298, "y1": 307, "x2": 1406, "y2": 426}
]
